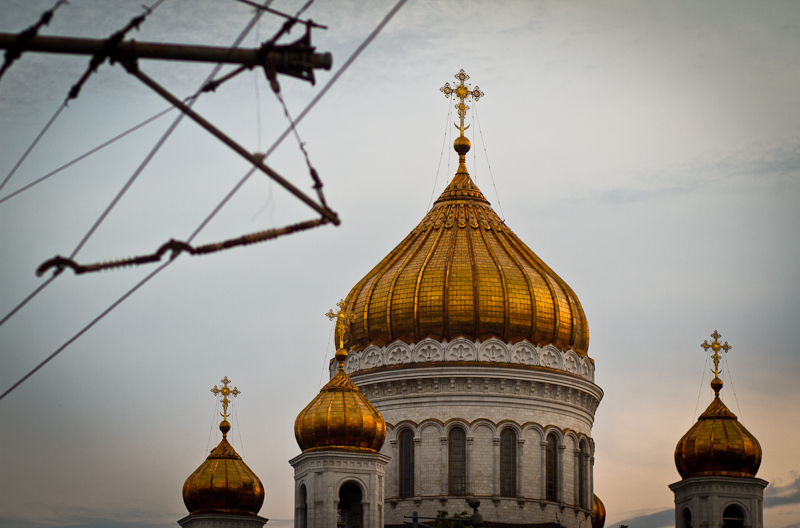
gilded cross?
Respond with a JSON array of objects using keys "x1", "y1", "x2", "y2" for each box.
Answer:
[
  {"x1": 326, "y1": 299, "x2": 355, "y2": 350},
  {"x1": 210, "y1": 376, "x2": 240, "y2": 421},
  {"x1": 700, "y1": 330, "x2": 731, "y2": 378},
  {"x1": 440, "y1": 69, "x2": 485, "y2": 136}
]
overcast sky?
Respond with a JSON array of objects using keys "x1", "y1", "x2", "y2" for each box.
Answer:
[{"x1": 1, "y1": 2, "x2": 799, "y2": 528}]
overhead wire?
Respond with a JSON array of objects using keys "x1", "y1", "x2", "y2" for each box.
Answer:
[
  {"x1": 0, "y1": 0, "x2": 270, "y2": 330},
  {"x1": 0, "y1": 0, "x2": 409, "y2": 402}
]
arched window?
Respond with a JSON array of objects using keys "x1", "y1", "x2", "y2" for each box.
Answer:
[
  {"x1": 545, "y1": 434, "x2": 558, "y2": 502},
  {"x1": 338, "y1": 482, "x2": 363, "y2": 528},
  {"x1": 722, "y1": 504, "x2": 744, "y2": 528},
  {"x1": 578, "y1": 441, "x2": 587, "y2": 509},
  {"x1": 298, "y1": 484, "x2": 307, "y2": 528},
  {"x1": 500, "y1": 429, "x2": 516, "y2": 497},
  {"x1": 681, "y1": 507, "x2": 692, "y2": 528},
  {"x1": 448, "y1": 427, "x2": 467, "y2": 495},
  {"x1": 398, "y1": 429, "x2": 414, "y2": 498}
]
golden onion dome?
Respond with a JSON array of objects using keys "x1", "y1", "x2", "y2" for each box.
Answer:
[
  {"x1": 341, "y1": 136, "x2": 589, "y2": 355},
  {"x1": 674, "y1": 376, "x2": 762, "y2": 479},
  {"x1": 295, "y1": 349, "x2": 386, "y2": 452},
  {"x1": 592, "y1": 494, "x2": 606, "y2": 528},
  {"x1": 183, "y1": 419, "x2": 264, "y2": 515}
]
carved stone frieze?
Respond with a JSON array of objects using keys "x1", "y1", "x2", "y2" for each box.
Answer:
[{"x1": 341, "y1": 338, "x2": 595, "y2": 382}]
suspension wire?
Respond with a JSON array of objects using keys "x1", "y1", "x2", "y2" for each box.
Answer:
[
  {"x1": 692, "y1": 352, "x2": 710, "y2": 422},
  {"x1": 206, "y1": 398, "x2": 220, "y2": 454},
  {"x1": 0, "y1": 272, "x2": 61, "y2": 328},
  {"x1": 254, "y1": 21, "x2": 263, "y2": 152},
  {"x1": 723, "y1": 352, "x2": 744, "y2": 421},
  {"x1": 0, "y1": 0, "x2": 69, "y2": 82},
  {"x1": 0, "y1": 106, "x2": 175, "y2": 205},
  {"x1": 232, "y1": 398, "x2": 246, "y2": 460},
  {"x1": 0, "y1": 1, "x2": 163, "y2": 196},
  {"x1": 318, "y1": 320, "x2": 335, "y2": 390},
  {"x1": 0, "y1": 0, "x2": 408, "y2": 402},
  {"x1": 0, "y1": 1, "x2": 272, "y2": 331},
  {"x1": 231, "y1": 0, "x2": 326, "y2": 29},
  {"x1": 427, "y1": 99, "x2": 452, "y2": 211},
  {"x1": 473, "y1": 101, "x2": 505, "y2": 220},
  {"x1": 0, "y1": 103, "x2": 66, "y2": 195},
  {"x1": 189, "y1": 0, "x2": 409, "y2": 241}
]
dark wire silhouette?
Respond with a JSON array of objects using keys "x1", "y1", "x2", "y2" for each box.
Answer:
[
  {"x1": 0, "y1": 0, "x2": 408, "y2": 402},
  {"x1": 0, "y1": 1, "x2": 271, "y2": 329}
]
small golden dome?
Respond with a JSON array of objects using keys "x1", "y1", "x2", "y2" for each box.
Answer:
[
  {"x1": 182, "y1": 419, "x2": 265, "y2": 515},
  {"x1": 294, "y1": 349, "x2": 386, "y2": 453},
  {"x1": 675, "y1": 377, "x2": 762, "y2": 479},
  {"x1": 592, "y1": 494, "x2": 606, "y2": 528},
  {"x1": 339, "y1": 138, "x2": 589, "y2": 355}
]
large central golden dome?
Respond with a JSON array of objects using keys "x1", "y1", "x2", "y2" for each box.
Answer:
[{"x1": 342, "y1": 136, "x2": 589, "y2": 355}]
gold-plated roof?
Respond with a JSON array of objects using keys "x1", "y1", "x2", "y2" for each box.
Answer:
[
  {"x1": 340, "y1": 135, "x2": 589, "y2": 355},
  {"x1": 183, "y1": 378, "x2": 264, "y2": 516},
  {"x1": 674, "y1": 332, "x2": 762, "y2": 479},
  {"x1": 592, "y1": 494, "x2": 606, "y2": 528},
  {"x1": 294, "y1": 349, "x2": 386, "y2": 453}
]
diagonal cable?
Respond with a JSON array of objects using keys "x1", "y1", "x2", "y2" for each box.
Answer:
[
  {"x1": 0, "y1": 0, "x2": 408, "y2": 402},
  {"x1": 0, "y1": 1, "x2": 273, "y2": 330}
]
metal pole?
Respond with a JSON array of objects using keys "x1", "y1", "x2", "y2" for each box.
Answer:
[
  {"x1": 0, "y1": 33, "x2": 332, "y2": 74},
  {"x1": 123, "y1": 61, "x2": 339, "y2": 225}
]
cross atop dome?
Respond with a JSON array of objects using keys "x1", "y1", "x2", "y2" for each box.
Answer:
[
  {"x1": 326, "y1": 299, "x2": 355, "y2": 350},
  {"x1": 210, "y1": 376, "x2": 240, "y2": 425},
  {"x1": 701, "y1": 330, "x2": 731, "y2": 394},
  {"x1": 440, "y1": 69, "x2": 485, "y2": 136}
]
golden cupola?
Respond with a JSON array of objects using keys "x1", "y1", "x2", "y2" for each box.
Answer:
[
  {"x1": 674, "y1": 332, "x2": 762, "y2": 479},
  {"x1": 183, "y1": 377, "x2": 264, "y2": 516},
  {"x1": 340, "y1": 70, "x2": 588, "y2": 355},
  {"x1": 295, "y1": 348, "x2": 386, "y2": 453}
]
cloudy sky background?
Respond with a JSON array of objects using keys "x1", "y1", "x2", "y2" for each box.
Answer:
[{"x1": 1, "y1": 1, "x2": 799, "y2": 527}]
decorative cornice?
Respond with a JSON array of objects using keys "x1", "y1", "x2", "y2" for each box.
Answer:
[{"x1": 341, "y1": 337, "x2": 595, "y2": 382}]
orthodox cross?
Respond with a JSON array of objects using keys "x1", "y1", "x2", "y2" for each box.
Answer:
[
  {"x1": 440, "y1": 69, "x2": 485, "y2": 136},
  {"x1": 700, "y1": 330, "x2": 731, "y2": 378},
  {"x1": 210, "y1": 376, "x2": 240, "y2": 421},
  {"x1": 326, "y1": 299, "x2": 355, "y2": 350}
]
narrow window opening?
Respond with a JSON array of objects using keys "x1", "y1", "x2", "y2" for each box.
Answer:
[
  {"x1": 449, "y1": 428, "x2": 467, "y2": 495},
  {"x1": 546, "y1": 434, "x2": 558, "y2": 502},
  {"x1": 399, "y1": 429, "x2": 414, "y2": 498},
  {"x1": 500, "y1": 429, "x2": 516, "y2": 497}
]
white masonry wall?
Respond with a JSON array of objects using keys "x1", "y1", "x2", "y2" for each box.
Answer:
[{"x1": 341, "y1": 338, "x2": 603, "y2": 528}]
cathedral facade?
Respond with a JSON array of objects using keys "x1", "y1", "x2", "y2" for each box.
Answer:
[{"x1": 290, "y1": 70, "x2": 604, "y2": 528}]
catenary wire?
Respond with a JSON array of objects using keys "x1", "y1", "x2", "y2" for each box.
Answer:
[
  {"x1": 0, "y1": 106, "x2": 175, "y2": 205},
  {"x1": 0, "y1": 0, "x2": 408, "y2": 402},
  {"x1": 473, "y1": 101, "x2": 504, "y2": 220},
  {"x1": 0, "y1": 1, "x2": 273, "y2": 330},
  {"x1": 0, "y1": 1, "x2": 164, "y2": 196}
]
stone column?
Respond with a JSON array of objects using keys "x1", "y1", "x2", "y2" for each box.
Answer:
[
  {"x1": 440, "y1": 435, "x2": 448, "y2": 497},
  {"x1": 413, "y1": 436, "x2": 422, "y2": 499},
  {"x1": 558, "y1": 443, "x2": 566, "y2": 504},
  {"x1": 517, "y1": 438, "x2": 525, "y2": 499},
  {"x1": 389, "y1": 439, "x2": 398, "y2": 500},
  {"x1": 466, "y1": 435, "x2": 474, "y2": 496},
  {"x1": 540, "y1": 441, "x2": 548, "y2": 501},
  {"x1": 493, "y1": 436, "x2": 501, "y2": 499}
]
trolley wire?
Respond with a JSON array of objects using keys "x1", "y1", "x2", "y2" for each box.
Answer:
[
  {"x1": 0, "y1": 0, "x2": 69, "y2": 82},
  {"x1": 0, "y1": 1, "x2": 162, "y2": 196},
  {"x1": 0, "y1": 0, "x2": 408, "y2": 402},
  {"x1": 0, "y1": 0, "x2": 271, "y2": 330}
]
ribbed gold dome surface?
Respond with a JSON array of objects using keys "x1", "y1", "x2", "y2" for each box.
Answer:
[
  {"x1": 675, "y1": 379, "x2": 762, "y2": 479},
  {"x1": 592, "y1": 494, "x2": 606, "y2": 528},
  {"x1": 341, "y1": 138, "x2": 589, "y2": 355},
  {"x1": 295, "y1": 350, "x2": 386, "y2": 453},
  {"x1": 182, "y1": 420, "x2": 264, "y2": 515}
]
